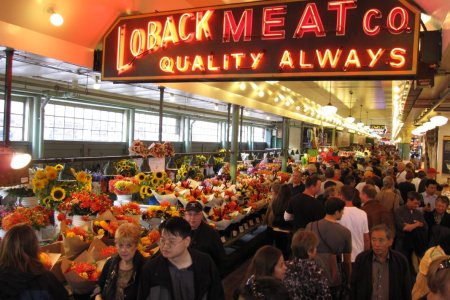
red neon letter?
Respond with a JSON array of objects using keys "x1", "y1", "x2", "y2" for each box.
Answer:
[
  {"x1": 363, "y1": 9, "x2": 382, "y2": 36},
  {"x1": 387, "y1": 7, "x2": 409, "y2": 34},
  {"x1": 367, "y1": 48, "x2": 385, "y2": 68},
  {"x1": 147, "y1": 21, "x2": 162, "y2": 52},
  {"x1": 262, "y1": 6, "x2": 286, "y2": 40},
  {"x1": 316, "y1": 49, "x2": 342, "y2": 68},
  {"x1": 328, "y1": 0, "x2": 357, "y2": 36},
  {"x1": 196, "y1": 10, "x2": 214, "y2": 41},
  {"x1": 161, "y1": 16, "x2": 180, "y2": 48},
  {"x1": 294, "y1": 3, "x2": 325, "y2": 38},
  {"x1": 279, "y1": 50, "x2": 294, "y2": 69},
  {"x1": 223, "y1": 9, "x2": 253, "y2": 42},
  {"x1": 390, "y1": 48, "x2": 406, "y2": 68},
  {"x1": 344, "y1": 49, "x2": 361, "y2": 69},
  {"x1": 179, "y1": 13, "x2": 195, "y2": 42}
]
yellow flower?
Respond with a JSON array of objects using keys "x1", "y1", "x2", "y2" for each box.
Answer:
[
  {"x1": 45, "y1": 166, "x2": 58, "y2": 180},
  {"x1": 55, "y1": 164, "x2": 64, "y2": 171},
  {"x1": 76, "y1": 171, "x2": 89, "y2": 183},
  {"x1": 94, "y1": 221, "x2": 100, "y2": 226},
  {"x1": 171, "y1": 211, "x2": 180, "y2": 217},
  {"x1": 97, "y1": 229, "x2": 105, "y2": 236},
  {"x1": 140, "y1": 186, "x2": 147, "y2": 199},
  {"x1": 79, "y1": 272, "x2": 89, "y2": 280},
  {"x1": 155, "y1": 171, "x2": 163, "y2": 179},
  {"x1": 136, "y1": 172, "x2": 146, "y2": 183},
  {"x1": 41, "y1": 196, "x2": 52, "y2": 208},
  {"x1": 100, "y1": 220, "x2": 108, "y2": 228},
  {"x1": 66, "y1": 232, "x2": 75, "y2": 238},
  {"x1": 151, "y1": 178, "x2": 159, "y2": 187},
  {"x1": 32, "y1": 179, "x2": 46, "y2": 191},
  {"x1": 35, "y1": 169, "x2": 46, "y2": 179},
  {"x1": 51, "y1": 187, "x2": 66, "y2": 202}
]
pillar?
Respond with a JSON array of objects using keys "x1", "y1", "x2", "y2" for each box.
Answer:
[
  {"x1": 281, "y1": 117, "x2": 290, "y2": 172},
  {"x1": 230, "y1": 104, "x2": 240, "y2": 182}
]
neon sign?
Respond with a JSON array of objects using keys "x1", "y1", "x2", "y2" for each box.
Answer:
[{"x1": 102, "y1": 0, "x2": 420, "y2": 82}]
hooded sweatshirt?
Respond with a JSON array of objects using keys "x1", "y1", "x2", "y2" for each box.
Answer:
[{"x1": 0, "y1": 267, "x2": 69, "y2": 300}]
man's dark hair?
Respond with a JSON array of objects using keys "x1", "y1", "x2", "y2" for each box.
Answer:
[
  {"x1": 324, "y1": 180, "x2": 337, "y2": 190},
  {"x1": 324, "y1": 167, "x2": 335, "y2": 179},
  {"x1": 340, "y1": 185, "x2": 358, "y2": 202},
  {"x1": 425, "y1": 179, "x2": 438, "y2": 188},
  {"x1": 436, "y1": 196, "x2": 450, "y2": 206},
  {"x1": 324, "y1": 197, "x2": 345, "y2": 215},
  {"x1": 159, "y1": 217, "x2": 191, "y2": 239},
  {"x1": 343, "y1": 175, "x2": 355, "y2": 185},
  {"x1": 407, "y1": 191, "x2": 422, "y2": 201},
  {"x1": 305, "y1": 175, "x2": 320, "y2": 188}
]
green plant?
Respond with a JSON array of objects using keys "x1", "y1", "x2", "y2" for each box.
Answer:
[{"x1": 6, "y1": 186, "x2": 35, "y2": 198}]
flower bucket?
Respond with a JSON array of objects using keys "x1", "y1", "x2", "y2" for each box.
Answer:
[
  {"x1": 114, "y1": 194, "x2": 132, "y2": 206},
  {"x1": 153, "y1": 192, "x2": 178, "y2": 206},
  {"x1": 72, "y1": 215, "x2": 94, "y2": 229},
  {"x1": 17, "y1": 196, "x2": 39, "y2": 208},
  {"x1": 0, "y1": 229, "x2": 6, "y2": 239}
]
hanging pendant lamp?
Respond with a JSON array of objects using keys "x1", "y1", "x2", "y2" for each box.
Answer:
[{"x1": 322, "y1": 81, "x2": 338, "y2": 115}]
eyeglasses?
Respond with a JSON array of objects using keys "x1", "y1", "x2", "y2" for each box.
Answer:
[
  {"x1": 437, "y1": 259, "x2": 450, "y2": 272},
  {"x1": 158, "y1": 237, "x2": 185, "y2": 248}
]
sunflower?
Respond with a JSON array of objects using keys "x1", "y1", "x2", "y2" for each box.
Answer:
[
  {"x1": 76, "y1": 171, "x2": 89, "y2": 183},
  {"x1": 35, "y1": 169, "x2": 46, "y2": 179},
  {"x1": 151, "y1": 178, "x2": 160, "y2": 187},
  {"x1": 41, "y1": 196, "x2": 52, "y2": 208},
  {"x1": 136, "y1": 172, "x2": 146, "y2": 183},
  {"x1": 155, "y1": 172, "x2": 163, "y2": 179},
  {"x1": 32, "y1": 179, "x2": 47, "y2": 191},
  {"x1": 140, "y1": 186, "x2": 147, "y2": 199},
  {"x1": 55, "y1": 164, "x2": 64, "y2": 171},
  {"x1": 50, "y1": 187, "x2": 66, "y2": 202},
  {"x1": 45, "y1": 165, "x2": 58, "y2": 180}
]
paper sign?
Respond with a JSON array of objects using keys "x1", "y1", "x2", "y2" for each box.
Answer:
[{"x1": 148, "y1": 157, "x2": 165, "y2": 172}]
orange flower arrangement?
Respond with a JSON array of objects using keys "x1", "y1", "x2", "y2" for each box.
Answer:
[
  {"x1": 64, "y1": 226, "x2": 90, "y2": 241},
  {"x1": 109, "y1": 176, "x2": 140, "y2": 195},
  {"x1": 140, "y1": 228, "x2": 161, "y2": 246},
  {"x1": 117, "y1": 202, "x2": 141, "y2": 215},
  {"x1": 1, "y1": 206, "x2": 52, "y2": 230},
  {"x1": 65, "y1": 262, "x2": 100, "y2": 281},
  {"x1": 100, "y1": 246, "x2": 118, "y2": 259},
  {"x1": 93, "y1": 220, "x2": 119, "y2": 237},
  {"x1": 59, "y1": 191, "x2": 112, "y2": 216}
]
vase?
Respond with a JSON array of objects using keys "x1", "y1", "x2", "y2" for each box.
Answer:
[
  {"x1": 34, "y1": 229, "x2": 42, "y2": 241},
  {"x1": 114, "y1": 194, "x2": 132, "y2": 206},
  {"x1": 17, "y1": 196, "x2": 39, "y2": 208},
  {"x1": 72, "y1": 215, "x2": 94, "y2": 229}
]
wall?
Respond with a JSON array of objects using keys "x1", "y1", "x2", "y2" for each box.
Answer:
[
  {"x1": 289, "y1": 126, "x2": 301, "y2": 151},
  {"x1": 437, "y1": 120, "x2": 450, "y2": 184}
]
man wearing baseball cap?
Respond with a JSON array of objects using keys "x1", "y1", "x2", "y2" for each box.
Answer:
[{"x1": 184, "y1": 201, "x2": 225, "y2": 274}]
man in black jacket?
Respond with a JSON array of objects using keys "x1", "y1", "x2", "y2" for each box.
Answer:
[
  {"x1": 138, "y1": 217, "x2": 224, "y2": 300},
  {"x1": 184, "y1": 201, "x2": 225, "y2": 271},
  {"x1": 351, "y1": 224, "x2": 411, "y2": 300}
]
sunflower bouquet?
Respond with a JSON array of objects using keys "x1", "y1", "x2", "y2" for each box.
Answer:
[
  {"x1": 32, "y1": 164, "x2": 93, "y2": 209},
  {"x1": 108, "y1": 176, "x2": 140, "y2": 195},
  {"x1": 176, "y1": 164, "x2": 204, "y2": 182},
  {"x1": 114, "y1": 160, "x2": 138, "y2": 177}
]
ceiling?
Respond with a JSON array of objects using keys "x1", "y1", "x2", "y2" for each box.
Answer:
[{"x1": 0, "y1": 0, "x2": 449, "y2": 140}]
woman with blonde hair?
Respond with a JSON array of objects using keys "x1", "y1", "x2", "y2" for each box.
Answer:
[
  {"x1": 93, "y1": 222, "x2": 145, "y2": 300},
  {"x1": 0, "y1": 223, "x2": 69, "y2": 299}
]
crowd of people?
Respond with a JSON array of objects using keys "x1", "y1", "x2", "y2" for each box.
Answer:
[{"x1": 1, "y1": 151, "x2": 450, "y2": 300}]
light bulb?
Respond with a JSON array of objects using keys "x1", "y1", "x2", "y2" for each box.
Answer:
[{"x1": 50, "y1": 12, "x2": 64, "y2": 26}]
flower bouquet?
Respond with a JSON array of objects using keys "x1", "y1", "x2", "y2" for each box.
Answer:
[
  {"x1": 148, "y1": 142, "x2": 175, "y2": 158},
  {"x1": 139, "y1": 228, "x2": 161, "y2": 258},
  {"x1": 129, "y1": 139, "x2": 152, "y2": 158},
  {"x1": 108, "y1": 176, "x2": 140, "y2": 195},
  {"x1": 142, "y1": 201, "x2": 180, "y2": 228},
  {"x1": 1, "y1": 206, "x2": 52, "y2": 231},
  {"x1": 61, "y1": 223, "x2": 93, "y2": 258},
  {"x1": 62, "y1": 251, "x2": 100, "y2": 294},
  {"x1": 58, "y1": 191, "x2": 112, "y2": 217},
  {"x1": 114, "y1": 159, "x2": 138, "y2": 177},
  {"x1": 112, "y1": 202, "x2": 142, "y2": 224}
]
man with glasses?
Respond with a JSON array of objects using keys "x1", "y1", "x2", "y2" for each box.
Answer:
[
  {"x1": 351, "y1": 224, "x2": 411, "y2": 300},
  {"x1": 184, "y1": 201, "x2": 225, "y2": 271},
  {"x1": 138, "y1": 217, "x2": 225, "y2": 300}
]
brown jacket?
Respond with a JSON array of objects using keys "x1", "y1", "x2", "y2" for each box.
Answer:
[{"x1": 361, "y1": 199, "x2": 395, "y2": 231}]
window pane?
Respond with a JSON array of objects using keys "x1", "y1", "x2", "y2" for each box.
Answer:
[
  {"x1": 192, "y1": 121, "x2": 218, "y2": 142},
  {"x1": 134, "y1": 113, "x2": 179, "y2": 142}
]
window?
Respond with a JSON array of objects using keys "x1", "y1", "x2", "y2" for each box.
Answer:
[
  {"x1": 134, "y1": 113, "x2": 180, "y2": 141},
  {"x1": 229, "y1": 125, "x2": 248, "y2": 143},
  {"x1": 0, "y1": 99, "x2": 25, "y2": 141},
  {"x1": 253, "y1": 127, "x2": 266, "y2": 142},
  {"x1": 44, "y1": 102, "x2": 124, "y2": 141},
  {"x1": 192, "y1": 120, "x2": 219, "y2": 142}
]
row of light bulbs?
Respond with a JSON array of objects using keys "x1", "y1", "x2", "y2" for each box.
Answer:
[{"x1": 412, "y1": 115, "x2": 448, "y2": 136}]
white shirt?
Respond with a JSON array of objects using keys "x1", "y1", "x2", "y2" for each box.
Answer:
[
  {"x1": 421, "y1": 192, "x2": 438, "y2": 210},
  {"x1": 411, "y1": 177, "x2": 421, "y2": 192},
  {"x1": 396, "y1": 170, "x2": 407, "y2": 184},
  {"x1": 355, "y1": 182, "x2": 380, "y2": 194},
  {"x1": 338, "y1": 206, "x2": 369, "y2": 262}
]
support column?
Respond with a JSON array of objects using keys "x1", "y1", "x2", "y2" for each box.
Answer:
[
  {"x1": 226, "y1": 103, "x2": 231, "y2": 149},
  {"x1": 31, "y1": 96, "x2": 40, "y2": 158},
  {"x1": 331, "y1": 127, "x2": 336, "y2": 147},
  {"x1": 230, "y1": 104, "x2": 240, "y2": 182},
  {"x1": 184, "y1": 117, "x2": 191, "y2": 153},
  {"x1": 158, "y1": 86, "x2": 165, "y2": 142},
  {"x1": 127, "y1": 109, "x2": 135, "y2": 146},
  {"x1": 282, "y1": 118, "x2": 290, "y2": 172},
  {"x1": 3, "y1": 48, "x2": 13, "y2": 146},
  {"x1": 398, "y1": 143, "x2": 411, "y2": 161},
  {"x1": 299, "y1": 122, "x2": 304, "y2": 154},
  {"x1": 38, "y1": 95, "x2": 51, "y2": 158}
]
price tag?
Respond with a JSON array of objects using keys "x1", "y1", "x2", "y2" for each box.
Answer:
[
  {"x1": 249, "y1": 220, "x2": 254, "y2": 226},
  {"x1": 239, "y1": 226, "x2": 244, "y2": 233},
  {"x1": 221, "y1": 236, "x2": 226, "y2": 243},
  {"x1": 232, "y1": 230, "x2": 238, "y2": 237},
  {"x1": 243, "y1": 223, "x2": 249, "y2": 230},
  {"x1": 255, "y1": 217, "x2": 261, "y2": 224}
]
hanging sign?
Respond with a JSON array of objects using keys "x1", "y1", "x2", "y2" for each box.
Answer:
[
  {"x1": 369, "y1": 125, "x2": 387, "y2": 135},
  {"x1": 102, "y1": 0, "x2": 420, "y2": 82}
]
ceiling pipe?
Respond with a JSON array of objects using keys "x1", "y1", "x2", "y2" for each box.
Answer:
[{"x1": 415, "y1": 87, "x2": 450, "y2": 124}]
